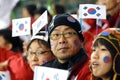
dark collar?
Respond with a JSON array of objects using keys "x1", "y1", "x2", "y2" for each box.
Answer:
[{"x1": 53, "y1": 48, "x2": 88, "y2": 70}]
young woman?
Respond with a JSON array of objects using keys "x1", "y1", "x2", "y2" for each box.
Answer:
[
  {"x1": 90, "y1": 28, "x2": 120, "y2": 80},
  {"x1": 27, "y1": 34, "x2": 55, "y2": 71}
]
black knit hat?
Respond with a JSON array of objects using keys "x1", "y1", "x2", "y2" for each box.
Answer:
[{"x1": 48, "y1": 14, "x2": 84, "y2": 42}]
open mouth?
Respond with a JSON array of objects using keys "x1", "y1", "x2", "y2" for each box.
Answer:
[{"x1": 92, "y1": 62, "x2": 99, "y2": 68}]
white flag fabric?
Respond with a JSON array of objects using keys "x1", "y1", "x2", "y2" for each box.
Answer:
[
  {"x1": 82, "y1": 20, "x2": 91, "y2": 32},
  {"x1": 0, "y1": 71, "x2": 11, "y2": 80},
  {"x1": 79, "y1": 4, "x2": 106, "y2": 19},
  {"x1": 32, "y1": 10, "x2": 48, "y2": 36},
  {"x1": 0, "y1": 0, "x2": 19, "y2": 29},
  {"x1": 34, "y1": 66, "x2": 69, "y2": 80},
  {"x1": 71, "y1": 14, "x2": 78, "y2": 20},
  {"x1": 31, "y1": 31, "x2": 48, "y2": 41},
  {"x1": 71, "y1": 14, "x2": 91, "y2": 32},
  {"x1": 12, "y1": 17, "x2": 31, "y2": 37}
]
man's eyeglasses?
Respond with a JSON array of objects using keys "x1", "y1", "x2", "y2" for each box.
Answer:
[
  {"x1": 27, "y1": 51, "x2": 51, "y2": 56},
  {"x1": 50, "y1": 31, "x2": 77, "y2": 40}
]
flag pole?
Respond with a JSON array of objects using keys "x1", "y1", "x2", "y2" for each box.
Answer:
[
  {"x1": 80, "y1": 18, "x2": 83, "y2": 31},
  {"x1": 96, "y1": 19, "x2": 98, "y2": 37}
]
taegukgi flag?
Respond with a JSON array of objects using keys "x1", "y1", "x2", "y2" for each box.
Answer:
[
  {"x1": 34, "y1": 66, "x2": 69, "y2": 80},
  {"x1": 12, "y1": 17, "x2": 31, "y2": 37},
  {"x1": 79, "y1": 4, "x2": 106, "y2": 19},
  {"x1": 32, "y1": 10, "x2": 48, "y2": 36},
  {"x1": 0, "y1": 71, "x2": 11, "y2": 80}
]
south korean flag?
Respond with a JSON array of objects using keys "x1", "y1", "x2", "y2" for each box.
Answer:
[
  {"x1": 12, "y1": 17, "x2": 31, "y2": 37},
  {"x1": 0, "y1": 71, "x2": 11, "y2": 80},
  {"x1": 79, "y1": 4, "x2": 106, "y2": 19}
]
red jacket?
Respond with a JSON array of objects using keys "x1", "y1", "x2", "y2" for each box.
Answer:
[
  {"x1": 83, "y1": 19, "x2": 109, "y2": 57},
  {"x1": 68, "y1": 59, "x2": 91, "y2": 80},
  {"x1": 0, "y1": 47, "x2": 33, "y2": 80},
  {"x1": 8, "y1": 54, "x2": 33, "y2": 80},
  {"x1": 0, "y1": 47, "x2": 15, "y2": 70}
]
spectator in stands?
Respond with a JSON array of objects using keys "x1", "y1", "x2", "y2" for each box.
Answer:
[
  {"x1": 90, "y1": 28, "x2": 120, "y2": 80},
  {"x1": 42, "y1": 14, "x2": 91, "y2": 80},
  {"x1": 26, "y1": 33, "x2": 55, "y2": 71},
  {"x1": 0, "y1": 28, "x2": 33, "y2": 80}
]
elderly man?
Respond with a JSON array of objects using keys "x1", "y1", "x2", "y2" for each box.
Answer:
[{"x1": 43, "y1": 14, "x2": 90, "y2": 80}]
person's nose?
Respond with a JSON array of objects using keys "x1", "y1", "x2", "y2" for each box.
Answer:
[
  {"x1": 31, "y1": 54, "x2": 39, "y2": 61},
  {"x1": 91, "y1": 50, "x2": 99, "y2": 59},
  {"x1": 58, "y1": 34, "x2": 67, "y2": 44}
]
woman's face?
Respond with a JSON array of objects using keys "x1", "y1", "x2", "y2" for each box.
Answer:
[
  {"x1": 90, "y1": 43, "x2": 112, "y2": 79},
  {"x1": 22, "y1": 8, "x2": 31, "y2": 18},
  {"x1": 27, "y1": 40, "x2": 55, "y2": 71}
]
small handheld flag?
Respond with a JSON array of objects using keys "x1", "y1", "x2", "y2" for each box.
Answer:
[
  {"x1": 79, "y1": 4, "x2": 106, "y2": 19},
  {"x1": 34, "y1": 66, "x2": 69, "y2": 80},
  {"x1": 32, "y1": 10, "x2": 48, "y2": 36},
  {"x1": 0, "y1": 71, "x2": 11, "y2": 80},
  {"x1": 12, "y1": 17, "x2": 31, "y2": 37},
  {"x1": 0, "y1": 0, "x2": 19, "y2": 29}
]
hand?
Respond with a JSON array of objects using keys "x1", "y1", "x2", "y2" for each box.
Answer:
[{"x1": 0, "y1": 60, "x2": 9, "y2": 69}]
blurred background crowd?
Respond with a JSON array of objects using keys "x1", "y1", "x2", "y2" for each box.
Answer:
[
  {"x1": 13, "y1": 0, "x2": 96, "y2": 18},
  {"x1": 0, "y1": 0, "x2": 119, "y2": 80}
]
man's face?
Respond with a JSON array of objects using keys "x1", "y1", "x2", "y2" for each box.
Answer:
[{"x1": 50, "y1": 25, "x2": 82, "y2": 63}]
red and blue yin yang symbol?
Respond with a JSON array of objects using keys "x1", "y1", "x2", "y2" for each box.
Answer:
[
  {"x1": 19, "y1": 23, "x2": 24, "y2": 31},
  {"x1": 88, "y1": 8, "x2": 96, "y2": 15},
  {"x1": 67, "y1": 16, "x2": 76, "y2": 23}
]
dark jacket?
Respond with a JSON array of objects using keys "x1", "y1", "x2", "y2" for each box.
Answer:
[{"x1": 42, "y1": 48, "x2": 91, "y2": 80}]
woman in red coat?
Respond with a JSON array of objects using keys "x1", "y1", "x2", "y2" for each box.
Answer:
[{"x1": 0, "y1": 28, "x2": 33, "y2": 80}]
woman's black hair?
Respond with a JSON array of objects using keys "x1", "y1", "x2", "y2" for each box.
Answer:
[
  {"x1": 0, "y1": 28, "x2": 23, "y2": 52},
  {"x1": 27, "y1": 38, "x2": 50, "y2": 51},
  {"x1": 25, "y1": 4, "x2": 37, "y2": 17},
  {"x1": 93, "y1": 38, "x2": 117, "y2": 59}
]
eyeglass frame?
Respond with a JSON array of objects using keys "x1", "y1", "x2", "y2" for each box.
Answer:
[
  {"x1": 50, "y1": 31, "x2": 78, "y2": 40},
  {"x1": 27, "y1": 50, "x2": 51, "y2": 56}
]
